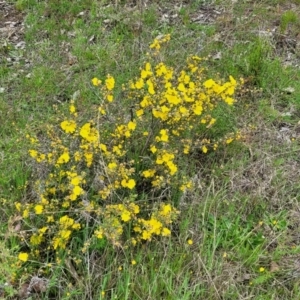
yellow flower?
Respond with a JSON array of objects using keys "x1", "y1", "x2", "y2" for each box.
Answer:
[
  {"x1": 41, "y1": 195, "x2": 49, "y2": 204},
  {"x1": 92, "y1": 77, "x2": 102, "y2": 86},
  {"x1": 136, "y1": 109, "x2": 144, "y2": 117},
  {"x1": 127, "y1": 121, "x2": 136, "y2": 131},
  {"x1": 57, "y1": 151, "x2": 70, "y2": 164},
  {"x1": 95, "y1": 228, "x2": 104, "y2": 239},
  {"x1": 18, "y1": 252, "x2": 29, "y2": 262},
  {"x1": 129, "y1": 203, "x2": 140, "y2": 214},
  {"x1": 108, "y1": 162, "x2": 117, "y2": 170},
  {"x1": 160, "y1": 133, "x2": 168, "y2": 142},
  {"x1": 79, "y1": 123, "x2": 99, "y2": 143},
  {"x1": 142, "y1": 230, "x2": 151, "y2": 240},
  {"x1": 207, "y1": 118, "x2": 216, "y2": 128},
  {"x1": 225, "y1": 97, "x2": 234, "y2": 105},
  {"x1": 39, "y1": 227, "x2": 48, "y2": 234},
  {"x1": 133, "y1": 226, "x2": 142, "y2": 233},
  {"x1": 187, "y1": 239, "x2": 193, "y2": 245},
  {"x1": 34, "y1": 204, "x2": 44, "y2": 215},
  {"x1": 121, "y1": 211, "x2": 131, "y2": 222},
  {"x1": 167, "y1": 161, "x2": 177, "y2": 175},
  {"x1": 70, "y1": 176, "x2": 82, "y2": 186},
  {"x1": 80, "y1": 123, "x2": 91, "y2": 139},
  {"x1": 150, "y1": 39, "x2": 160, "y2": 50},
  {"x1": 160, "y1": 204, "x2": 172, "y2": 216},
  {"x1": 142, "y1": 169, "x2": 156, "y2": 178},
  {"x1": 140, "y1": 96, "x2": 151, "y2": 108},
  {"x1": 131, "y1": 260, "x2": 137, "y2": 265},
  {"x1": 59, "y1": 215, "x2": 75, "y2": 227},
  {"x1": 30, "y1": 234, "x2": 43, "y2": 245},
  {"x1": 135, "y1": 78, "x2": 144, "y2": 89},
  {"x1": 204, "y1": 79, "x2": 215, "y2": 89},
  {"x1": 15, "y1": 202, "x2": 21, "y2": 212},
  {"x1": 226, "y1": 138, "x2": 234, "y2": 144},
  {"x1": 183, "y1": 145, "x2": 190, "y2": 154},
  {"x1": 156, "y1": 62, "x2": 167, "y2": 76},
  {"x1": 145, "y1": 62, "x2": 151, "y2": 71},
  {"x1": 69, "y1": 104, "x2": 76, "y2": 113},
  {"x1": 157, "y1": 129, "x2": 168, "y2": 142},
  {"x1": 105, "y1": 75, "x2": 115, "y2": 90},
  {"x1": 84, "y1": 152, "x2": 93, "y2": 167},
  {"x1": 259, "y1": 267, "x2": 265, "y2": 272},
  {"x1": 161, "y1": 151, "x2": 174, "y2": 163},
  {"x1": 149, "y1": 218, "x2": 162, "y2": 234},
  {"x1": 202, "y1": 146, "x2": 208, "y2": 153},
  {"x1": 124, "y1": 130, "x2": 131, "y2": 138},
  {"x1": 98, "y1": 106, "x2": 106, "y2": 115},
  {"x1": 178, "y1": 82, "x2": 186, "y2": 92},
  {"x1": 150, "y1": 145, "x2": 157, "y2": 153},
  {"x1": 147, "y1": 79, "x2": 155, "y2": 95},
  {"x1": 106, "y1": 94, "x2": 114, "y2": 102},
  {"x1": 179, "y1": 106, "x2": 188, "y2": 115},
  {"x1": 193, "y1": 104, "x2": 203, "y2": 115},
  {"x1": 100, "y1": 143, "x2": 107, "y2": 153},
  {"x1": 29, "y1": 149, "x2": 38, "y2": 158},
  {"x1": 229, "y1": 75, "x2": 236, "y2": 85},
  {"x1": 23, "y1": 209, "x2": 29, "y2": 218},
  {"x1": 73, "y1": 185, "x2": 83, "y2": 196},
  {"x1": 72, "y1": 223, "x2": 81, "y2": 230},
  {"x1": 60, "y1": 229, "x2": 72, "y2": 240},
  {"x1": 127, "y1": 179, "x2": 136, "y2": 190},
  {"x1": 161, "y1": 227, "x2": 171, "y2": 236},
  {"x1": 112, "y1": 145, "x2": 123, "y2": 156},
  {"x1": 47, "y1": 216, "x2": 54, "y2": 223},
  {"x1": 36, "y1": 153, "x2": 46, "y2": 162}
]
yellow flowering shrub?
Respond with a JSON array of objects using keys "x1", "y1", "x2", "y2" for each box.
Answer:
[{"x1": 17, "y1": 35, "x2": 241, "y2": 262}]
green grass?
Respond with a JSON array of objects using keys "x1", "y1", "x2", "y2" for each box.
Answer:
[{"x1": 1, "y1": 0, "x2": 300, "y2": 299}]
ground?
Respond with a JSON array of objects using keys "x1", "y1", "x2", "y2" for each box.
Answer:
[{"x1": 1, "y1": 0, "x2": 300, "y2": 299}]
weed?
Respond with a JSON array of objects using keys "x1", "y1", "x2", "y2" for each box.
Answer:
[
  {"x1": 280, "y1": 10, "x2": 298, "y2": 33},
  {"x1": 15, "y1": 36, "x2": 240, "y2": 271}
]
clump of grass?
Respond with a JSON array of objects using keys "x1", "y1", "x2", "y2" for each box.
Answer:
[
  {"x1": 14, "y1": 35, "x2": 241, "y2": 270},
  {"x1": 280, "y1": 10, "x2": 298, "y2": 33}
]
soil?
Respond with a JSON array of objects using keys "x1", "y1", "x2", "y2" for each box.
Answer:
[{"x1": 0, "y1": 0, "x2": 26, "y2": 59}]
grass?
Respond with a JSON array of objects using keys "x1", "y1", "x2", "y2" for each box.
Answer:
[{"x1": 1, "y1": 0, "x2": 300, "y2": 299}]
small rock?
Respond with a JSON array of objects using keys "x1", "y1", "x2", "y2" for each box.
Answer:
[
  {"x1": 28, "y1": 276, "x2": 48, "y2": 293},
  {"x1": 282, "y1": 87, "x2": 295, "y2": 94},
  {"x1": 88, "y1": 35, "x2": 95, "y2": 43},
  {"x1": 270, "y1": 261, "x2": 280, "y2": 272},
  {"x1": 15, "y1": 41, "x2": 25, "y2": 49},
  {"x1": 72, "y1": 90, "x2": 80, "y2": 100},
  {"x1": 77, "y1": 11, "x2": 85, "y2": 17},
  {"x1": 18, "y1": 283, "x2": 30, "y2": 299},
  {"x1": 212, "y1": 52, "x2": 222, "y2": 60}
]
